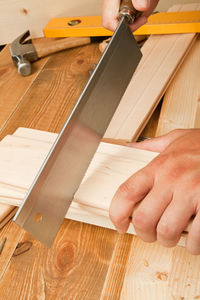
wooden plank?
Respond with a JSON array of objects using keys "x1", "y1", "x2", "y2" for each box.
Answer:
[
  {"x1": 0, "y1": 0, "x2": 197, "y2": 44},
  {"x1": 0, "y1": 40, "x2": 51, "y2": 227},
  {"x1": 0, "y1": 0, "x2": 102, "y2": 44},
  {"x1": 156, "y1": 34, "x2": 200, "y2": 136},
  {"x1": 0, "y1": 221, "x2": 24, "y2": 280},
  {"x1": 0, "y1": 43, "x2": 50, "y2": 130},
  {"x1": 104, "y1": 3, "x2": 200, "y2": 143},
  {"x1": 0, "y1": 128, "x2": 157, "y2": 235},
  {"x1": 0, "y1": 43, "x2": 121, "y2": 299},
  {"x1": 120, "y1": 239, "x2": 174, "y2": 300},
  {"x1": 0, "y1": 44, "x2": 101, "y2": 140},
  {"x1": 0, "y1": 208, "x2": 18, "y2": 229},
  {"x1": 0, "y1": 222, "x2": 117, "y2": 299},
  {"x1": 0, "y1": 204, "x2": 15, "y2": 222},
  {"x1": 100, "y1": 234, "x2": 133, "y2": 299},
  {"x1": 0, "y1": 127, "x2": 187, "y2": 247}
]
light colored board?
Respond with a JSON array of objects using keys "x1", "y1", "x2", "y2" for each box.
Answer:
[
  {"x1": 0, "y1": 42, "x2": 101, "y2": 227},
  {"x1": 0, "y1": 127, "x2": 157, "y2": 235},
  {"x1": 104, "y1": 4, "x2": 200, "y2": 143},
  {"x1": 0, "y1": 43, "x2": 121, "y2": 300},
  {"x1": 156, "y1": 34, "x2": 200, "y2": 136},
  {"x1": 0, "y1": 127, "x2": 187, "y2": 248},
  {"x1": 0, "y1": 41, "x2": 53, "y2": 225},
  {"x1": 0, "y1": 0, "x2": 102, "y2": 44},
  {"x1": 120, "y1": 239, "x2": 174, "y2": 300}
]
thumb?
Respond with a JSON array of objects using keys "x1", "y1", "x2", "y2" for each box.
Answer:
[
  {"x1": 132, "y1": 0, "x2": 150, "y2": 11},
  {"x1": 127, "y1": 129, "x2": 193, "y2": 152}
]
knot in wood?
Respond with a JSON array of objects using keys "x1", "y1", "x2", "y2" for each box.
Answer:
[{"x1": 56, "y1": 242, "x2": 76, "y2": 272}]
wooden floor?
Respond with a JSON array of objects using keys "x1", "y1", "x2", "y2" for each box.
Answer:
[{"x1": 0, "y1": 39, "x2": 200, "y2": 299}]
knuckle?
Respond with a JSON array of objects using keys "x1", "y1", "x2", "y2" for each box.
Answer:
[
  {"x1": 133, "y1": 211, "x2": 152, "y2": 231},
  {"x1": 187, "y1": 244, "x2": 200, "y2": 255},
  {"x1": 118, "y1": 181, "x2": 131, "y2": 196},
  {"x1": 157, "y1": 222, "x2": 178, "y2": 241},
  {"x1": 167, "y1": 164, "x2": 185, "y2": 180}
]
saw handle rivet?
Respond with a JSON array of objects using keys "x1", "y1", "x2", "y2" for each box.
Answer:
[
  {"x1": 35, "y1": 213, "x2": 42, "y2": 223},
  {"x1": 68, "y1": 19, "x2": 81, "y2": 26}
]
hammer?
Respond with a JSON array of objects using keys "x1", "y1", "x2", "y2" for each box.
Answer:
[{"x1": 9, "y1": 31, "x2": 91, "y2": 76}]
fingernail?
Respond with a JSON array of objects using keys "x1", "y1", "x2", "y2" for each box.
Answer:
[{"x1": 134, "y1": 0, "x2": 149, "y2": 10}]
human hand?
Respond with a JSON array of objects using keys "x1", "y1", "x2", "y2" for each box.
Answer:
[
  {"x1": 102, "y1": 0, "x2": 159, "y2": 32},
  {"x1": 109, "y1": 129, "x2": 200, "y2": 254}
]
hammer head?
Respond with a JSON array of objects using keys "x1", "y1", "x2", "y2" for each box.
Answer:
[{"x1": 9, "y1": 31, "x2": 38, "y2": 76}]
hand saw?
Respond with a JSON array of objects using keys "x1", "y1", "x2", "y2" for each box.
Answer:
[
  {"x1": 14, "y1": 0, "x2": 142, "y2": 247},
  {"x1": 43, "y1": 11, "x2": 200, "y2": 38}
]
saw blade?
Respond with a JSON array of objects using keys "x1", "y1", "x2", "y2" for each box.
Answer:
[{"x1": 14, "y1": 17, "x2": 142, "y2": 247}]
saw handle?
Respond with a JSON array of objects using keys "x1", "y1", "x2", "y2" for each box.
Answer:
[{"x1": 119, "y1": 0, "x2": 142, "y2": 24}]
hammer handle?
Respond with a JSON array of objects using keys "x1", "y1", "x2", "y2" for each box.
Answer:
[{"x1": 33, "y1": 37, "x2": 91, "y2": 58}]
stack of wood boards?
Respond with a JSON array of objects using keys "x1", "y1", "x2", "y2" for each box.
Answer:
[
  {"x1": 104, "y1": 3, "x2": 200, "y2": 142},
  {"x1": 0, "y1": 127, "x2": 158, "y2": 235}
]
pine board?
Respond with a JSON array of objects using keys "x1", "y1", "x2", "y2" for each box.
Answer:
[
  {"x1": 0, "y1": 41, "x2": 51, "y2": 227},
  {"x1": 0, "y1": 127, "x2": 157, "y2": 236},
  {"x1": 156, "y1": 34, "x2": 200, "y2": 135},
  {"x1": 0, "y1": 43, "x2": 122, "y2": 299},
  {"x1": 104, "y1": 3, "x2": 200, "y2": 143},
  {"x1": 0, "y1": 127, "x2": 188, "y2": 249}
]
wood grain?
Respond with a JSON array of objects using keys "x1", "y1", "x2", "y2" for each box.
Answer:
[
  {"x1": 104, "y1": 3, "x2": 200, "y2": 143},
  {"x1": 0, "y1": 0, "x2": 102, "y2": 44},
  {"x1": 0, "y1": 222, "x2": 117, "y2": 299},
  {"x1": 0, "y1": 7, "x2": 199, "y2": 297},
  {"x1": 0, "y1": 44, "x2": 101, "y2": 139},
  {"x1": 120, "y1": 6, "x2": 200, "y2": 299},
  {"x1": 0, "y1": 221, "x2": 24, "y2": 280},
  {"x1": 0, "y1": 43, "x2": 50, "y2": 130},
  {"x1": 100, "y1": 234, "x2": 133, "y2": 300},
  {"x1": 156, "y1": 34, "x2": 200, "y2": 136},
  {"x1": 0, "y1": 43, "x2": 121, "y2": 299},
  {"x1": 0, "y1": 40, "x2": 52, "y2": 227},
  {"x1": 0, "y1": 127, "x2": 157, "y2": 238}
]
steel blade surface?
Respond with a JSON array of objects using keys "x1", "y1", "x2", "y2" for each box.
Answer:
[{"x1": 14, "y1": 17, "x2": 142, "y2": 247}]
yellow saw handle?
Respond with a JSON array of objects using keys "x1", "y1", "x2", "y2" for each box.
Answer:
[{"x1": 119, "y1": 0, "x2": 142, "y2": 24}]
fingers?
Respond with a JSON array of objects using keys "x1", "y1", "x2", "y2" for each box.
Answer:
[
  {"x1": 102, "y1": 0, "x2": 150, "y2": 32},
  {"x1": 133, "y1": 0, "x2": 151, "y2": 11},
  {"x1": 132, "y1": 187, "x2": 173, "y2": 242},
  {"x1": 102, "y1": 0, "x2": 120, "y2": 32},
  {"x1": 109, "y1": 167, "x2": 154, "y2": 234},
  {"x1": 156, "y1": 191, "x2": 194, "y2": 248},
  {"x1": 128, "y1": 129, "x2": 194, "y2": 153},
  {"x1": 186, "y1": 212, "x2": 200, "y2": 255},
  {"x1": 129, "y1": 15, "x2": 147, "y2": 32}
]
